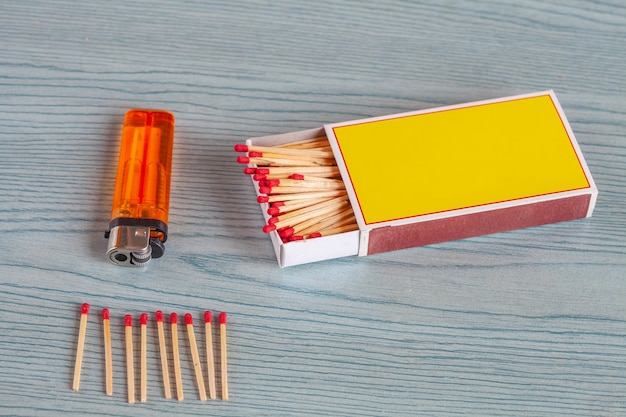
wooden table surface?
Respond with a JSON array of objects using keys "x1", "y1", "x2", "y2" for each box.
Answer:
[{"x1": 0, "y1": 1, "x2": 624, "y2": 416}]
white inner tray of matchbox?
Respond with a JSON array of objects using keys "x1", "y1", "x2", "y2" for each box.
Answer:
[{"x1": 246, "y1": 127, "x2": 360, "y2": 267}]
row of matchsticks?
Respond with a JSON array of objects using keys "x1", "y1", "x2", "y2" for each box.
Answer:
[
  {"x1": 72, "y1": 303, "x2": 229, "y2": 403},
  {"x1": 235, "y1": 136, "x2": 359, "y2": 242}
]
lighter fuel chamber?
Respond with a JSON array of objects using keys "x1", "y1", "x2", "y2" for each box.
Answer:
[{"x1": 106, "y1": 109, "x2": 175, "y2": 266}]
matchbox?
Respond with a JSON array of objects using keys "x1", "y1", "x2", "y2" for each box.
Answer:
[{"x1": 243, "y1": 91, "x2": 597, "y2": 267}]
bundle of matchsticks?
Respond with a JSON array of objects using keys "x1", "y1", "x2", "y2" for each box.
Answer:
[
  {"x1": 72, "y1": 303, "x2": 229, "y2": 403},
  {"x1": 235, "y1": 136, "x2": 358, "y2": 241}
]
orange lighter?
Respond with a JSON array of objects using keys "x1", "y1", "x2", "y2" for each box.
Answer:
[{"x1": 105, "y1": 109, "x2": 175, "y2": 266}]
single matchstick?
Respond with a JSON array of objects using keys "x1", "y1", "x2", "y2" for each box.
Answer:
[
  {"x1": 257, "y1": 190, "x2": 346, "y2": 203},
  {"x1": 155, "y1": 311, "x2": 172, "y2": 399},
  {"x1": 72, "y1": 303, "x2": 90, "y2": 392},
  {"x1": 124, "y1": 314, "x2": 135, "y2": 404},
  {"x1": 263, "y1": 178, "x2": 344, "y2": 188},
  {"x1": 252, "y1": 165, "x2": 341, "y2": 178},
  {"x1": 170, "y1": 312, "x2": 184, "y2": 401},
  {"x1": 237, "y1": 155, "x2": 335, "y2": 167},
  {"x1": 258, "y1": 184, "x2": 346, "y2": 195},
  {"x1": 184, "y1": 314, "x2": 207, "y2": 401},
  {"x1": 140, "y1": 313, "x2": 148, "y2": 402},
  {"x1": 234, "y1": 143, "x2": 333, "y2": 158},
  {"x1": 204, "y1": 311, "x2": 217, "y2": 400},
  {"x1": 102, "y1": 308, "x2": 113, "y2": 396},
  {"x1": 219, "y1": 312, "x2": 229, "y2": 401}
]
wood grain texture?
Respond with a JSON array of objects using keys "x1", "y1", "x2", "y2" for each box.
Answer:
[{"x1": 0, "y1": 0, "x2": 624, "y2": 416}]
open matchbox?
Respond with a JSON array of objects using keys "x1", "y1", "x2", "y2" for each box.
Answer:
[{"x1": 244, "y1": 91, "x2": 598, "y2": 267}]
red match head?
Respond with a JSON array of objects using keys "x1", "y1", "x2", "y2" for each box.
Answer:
[
  {"x1": 170, "y1": 312, "x2": 178, "y2": 324},
  {"x1": 184, "y1": 313, "x2": 193, "y2": 325},
  {"x1": 267, "y1": 207, "x2": 280, "y2": 216},
  {"x1": 219, "y1": 312, "x2": 227, "y2": 325},
  {"x1": 102, "y1": 308, "x2": 110, "y2": 320},
  {"x1": 248, "y1": 151, "x2": 263, "y2": 157},
  {"x1": 262, "y1": 224, "x2": 277, "y2": 233},
  {"x1": 289, "y1": 173, "x2": 305, "y2": 180},
  {"x1": 308, "y1": 232, "x2": 323, "y2": 239},
  {"x1": 234, "y1": 144, "x2": 249, "y2": 152},
  {"x1": 236, "y1": 156, "x2": 250, "y2": 164},
  {"x1": 257, "y1": 195, "x2": 269, "y2": 203},
  {"x1": 124, "y1": 314, "x2": 132, "y2": 327},
  {"x1": 155, "y1": 310, "x2": 164, "y2": 322},
  {"x1": 204, "y1": 310, "x2": 212, "y2": 323},
  {"x1": 278, "y1": 227, "x2": 294, "y2": 238},
  {"x1": 140, "y1": 313, "x2": 148, "y2": 325},
  {"x1": 81, "y1": 303, "x2": 90, "y2": 315},
  {"x1": 258, "y1": 186, "x2": 271, "y2": 194},
  {"x1": 243, "y1": 167, "x2": 256, "y2": 175}
]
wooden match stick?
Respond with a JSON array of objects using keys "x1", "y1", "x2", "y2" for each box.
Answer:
[
  {"x1": 102, "y1": 308, "x2": 113, "y2": 396},
  {"x1": 155, "y1": 311, "x2": 172, "y2": 399},
  {"x1": 72, "y1": 303, "x2": 90, "y2": 392},
  {"x1": 204, "y1": 311, "x2": 217, "y2": 400},
  {"x1": 235, "y1": 143, "x2": 333, "y2": 158},
  {"x1": 263, "y1": 178, "x2": 344, "y2": 188},
  {"x1": 124, "y1": 314, "x2": 135, "y2": 404},
  {"x1": 170, "y1": 312, "x2": 184, "y2": 401},
  {"x1": 257, "y1": 190, "x2": 346, "y2": 203},
  {"x1": 237, "y1": 155, "x2": 335, "y2": 167},
  {"x1": 259, "y1": 184, "x2": 346, "y2": 195},
  {"x1": 247, "y1": 151, "x2": 335, "y2": 165},
  {"x1": 184, "y1": 314, "x2": 207, "y2": 401},
  {"x1": 219, "y1": 312, "x2": 229, "y2": 401},
  {"x1": 140, "y1": 313, "x2": 148, "y2": 402},
  {"x1": 253, "y1": 166, "x2": 340, "y2": 177}
]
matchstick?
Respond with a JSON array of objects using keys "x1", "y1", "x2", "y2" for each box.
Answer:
[
  {"x1": 257, "y1": 190, "x2": 346, "y2": 203},
  {"x1": 204, "y1": 311, "x2": 217, "y2": 400},
  {"x1": 234, "y1": 143, "x2": 334, "y2": 158},
  {"x1": 237, "y1": 155, "x2": 334, "y2": 167},
  {"x1": 263, "y1": 178, "x2": 344, "y2": 188},
  {"x1": 170, "y1": 312, "x2": 184, "y2": 401},
  {"x1": 140, "y1": 313, "x2": 148, "y2": 402},
  {"x1": 72, "y1": 303, "x2": 90, "y2": 391},
  {"x1": 219, "y1": 312, "x2": 229, "y2": 401},
  {"x1": 252, "y1": 165, "x2": 340, "y2": 177},
  {"x1": 124, "y1": 314, "x2": 135, "y2": 404},
  {"x1": 102, "y1": 308, "x2": 113, "y2": 396},
  {"x1": 155, "y1": 310, "x2": 172, "y2": 399},
  {"x1": 259, "y1": 184, "x2": 346, "y2": 194},
  {"x1": 184, "y1": 313, "x2": 207, "y2": 401}
]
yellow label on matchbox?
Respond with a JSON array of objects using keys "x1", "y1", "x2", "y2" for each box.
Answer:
[{"x1": 329, "y1": 93, "x2": 591, "y2": 225}]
